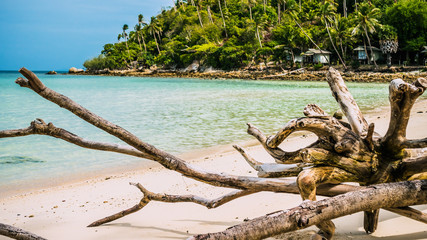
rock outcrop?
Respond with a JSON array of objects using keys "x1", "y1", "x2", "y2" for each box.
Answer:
[
  {"x1": 184, "y1": 61, "x2": 200, "y2": 73},
  {"x1": 68, "y1": 67, "x2": 84, "y2": 73}
]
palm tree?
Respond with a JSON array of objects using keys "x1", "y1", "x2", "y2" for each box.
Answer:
[
  {"x1": 253, "y1": 2, "x2": 272, "y2": 49},
  {"x1": 138, "y1": 14, "x2": 148, "y2": 53},
  {"x1": 334, "y1": 14, "x2": 350, "y2": 60},
  {"x1": 352, "y1": 2, "x2": 381, "y2": 68},
  {"x1": 122, "y1": 24, "x2": 131, "y2": 62},
  {"x1": 134, "y1": 24, "x2": 143, "y2": 53},
  {"x1": 316, "y1": 0, "x2": 347, "y2": 69},
  {"x1": 117, "y1": 34, "x2": 122, "y2": 43},
  {"x1": 147, "y1": 17, "x2": 161, "y2": 54}
]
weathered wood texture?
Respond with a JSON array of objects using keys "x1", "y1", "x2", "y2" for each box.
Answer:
[
  {"x1": 326, "y1": 67, "x2": 368, "y2": 136},
  {"x1": 0, "y1": 223, "x2": 47, "y2": 240},
  {"x1": 189, "y1": 180, "x2": 427, "y2": 240}
]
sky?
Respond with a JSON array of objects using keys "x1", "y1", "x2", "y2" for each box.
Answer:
[{"x1": 0, "y1": 0, "x2": 173, "y2": 71}]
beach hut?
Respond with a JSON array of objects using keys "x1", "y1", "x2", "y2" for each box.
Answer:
[
  {"x1": 302, "y1": 48, "x2": 331, "y2": 64},
  {"x1": 353, "y1": 46, "x2": 382, "y2": 63}
]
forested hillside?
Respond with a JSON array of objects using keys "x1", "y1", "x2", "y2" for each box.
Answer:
[{"x1": 84, "y1": 0, "x2": 427, "y2": 71}]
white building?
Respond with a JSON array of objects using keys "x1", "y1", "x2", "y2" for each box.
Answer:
[
  {"x1": 354, "y1": 46, "x2": 382, "y2": 62},
  {"x1": 301, "y1": 49, "x2": 331, "y2": 64}
]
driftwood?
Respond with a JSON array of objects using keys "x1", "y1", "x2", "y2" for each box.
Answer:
[
  {"x1": 189, "y1": 180, "x2": 427, "y2": 240},
  {"x1": 0, "y1": 223, "x2": 47, "y2": 240},
  {"x1": 0, "y1": 67, "x2": 426, "y2": 239}
]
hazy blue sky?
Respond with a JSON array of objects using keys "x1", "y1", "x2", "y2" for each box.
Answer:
[{"x1": 0, "y1": 0, "x2": 172, "y2": 71}]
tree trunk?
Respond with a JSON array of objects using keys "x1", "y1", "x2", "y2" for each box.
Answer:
[
  {"x1": 340, "y1": 39, "x2": 345, "y2": 60},
  {"x1": 218, "y1": 0, "x2": 228, "y2": 38},
  {"x1": 0, "y1": 223, "x2": 47, "y2": 240},
  {"x1": 363, "y1": 38, "x2": 370, "y2": 65},
  {"x1": 124, "y1": 35, "x2": 131, "y2": 63},
  {"x1": 387, "y1": 52, "x2": 392, "y2": 68},
  {"x1": 196, "y1": 6, "x2": 204, "y2": 28},
  {"x1": 343, "y1": 0, "x2": 347, "y2": 17},
  {"x1": 189, "y1": 180, "x2": 427, "y2": 240},
  {"x1": 136, "y1": 33, "x2": 142, "y2": 52},
  {"x1": 364, "y1": 26, "x2": 378, "y2": 69},
  {"x1": 256, "y1": 26, "x2": 263, "y2": 48},
  {"x1": 326, "y1": 22, "x2": 347, "y2": 70},
  {"x1": 152, "y1": 30, "x2": 160, "y2": 54},
  {"x1": 207, "y1": 6, "x2": 214, "y2": 24},
  {"x1": 141, "y1": 34, "x2": 147, "y2": 53}
]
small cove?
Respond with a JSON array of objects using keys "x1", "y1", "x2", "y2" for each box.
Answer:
[{"x1": 1, "y1": 71, "x2": 416, "y2": 195}]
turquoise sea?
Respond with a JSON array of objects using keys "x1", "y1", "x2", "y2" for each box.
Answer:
[{"x1": 0, "y1": 71, "x2": 400, "y2": 194}]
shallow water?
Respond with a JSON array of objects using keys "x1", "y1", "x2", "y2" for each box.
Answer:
[{"x1": 0, "y1": 71, "x2": 397, "y2": 192}]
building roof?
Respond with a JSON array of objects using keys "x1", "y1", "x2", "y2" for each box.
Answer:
[
  {"x1": 353, "y1": 46, "x2": 381, "y2": 51},
  {"x1": 303, "y1": 48, "x2": 331, "y2": 55}
]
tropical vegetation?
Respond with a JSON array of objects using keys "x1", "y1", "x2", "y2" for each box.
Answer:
[{"x1": 84, "y1": 0, "x2": 427, "y2": 71}]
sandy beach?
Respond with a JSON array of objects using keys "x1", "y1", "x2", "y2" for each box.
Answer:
[{"x1": 1, "y1": 99, "x2": 426, "y2": 240}]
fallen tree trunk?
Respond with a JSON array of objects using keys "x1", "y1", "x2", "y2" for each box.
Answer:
[{"x1": 189, "y1": 180, "x2": 427, "y2": 240}]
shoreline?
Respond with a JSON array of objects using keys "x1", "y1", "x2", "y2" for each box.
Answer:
[
  {"x1": 1, "y1": 99, "x2": 426, "y2": 239},
  {"x1": 70, "y1": 66, "x2": 427, "y2": 83},
  {"x1": 0, "y1": 138, "x2": 258, "y2": 199}
]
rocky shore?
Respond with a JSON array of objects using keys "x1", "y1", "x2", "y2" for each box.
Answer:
[{"x1": 71, "y1": 66, "x2": 427, "y2": 83}]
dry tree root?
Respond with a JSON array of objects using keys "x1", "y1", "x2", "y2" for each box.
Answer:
[{"x1": 0, "y1": 67, "x2": 426, "y2": 239}]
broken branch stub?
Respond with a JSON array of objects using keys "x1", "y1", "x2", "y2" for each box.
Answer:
[{"x1": 326, "y1": 67, "x2": 368, "y2": 136}]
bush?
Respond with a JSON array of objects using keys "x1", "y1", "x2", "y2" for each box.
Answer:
[
  {"x1": 313, "y1": 63, "x2": 323, "y2": 71},
  {"x1": 351, "y1": 60, "x2": 360, "y2": 70},
  {"x1": 83, "y1": 55, "x2": 113, "y2": 70}
]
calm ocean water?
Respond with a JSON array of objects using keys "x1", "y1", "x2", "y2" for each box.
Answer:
[{"x1": 0, "y1": 71, "x2": 395, "y2": 192}]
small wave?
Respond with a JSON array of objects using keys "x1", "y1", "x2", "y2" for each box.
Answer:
[{"x1": 0, "y1": 156, "x2": 45, "y2": 164}]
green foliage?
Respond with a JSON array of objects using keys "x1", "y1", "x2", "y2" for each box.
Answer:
[
  {"x1": 85, "y1": 0, "x2": 425, "y2": 70},
  {"x1": 83, "y1": 55, "x2": 114, "y2": 70},
  {"x1": 313, "y1": 62, "x2": 323, "y2": 70},
  {"x1": 351, "y1": 59, "x2": 361, "y2": 69},
  {"x1": 378, "y1": 25, "x2": 397, "y2": 40},
  {"x1": 384, "y1": 0, "x2": 427, "y2": 52}
]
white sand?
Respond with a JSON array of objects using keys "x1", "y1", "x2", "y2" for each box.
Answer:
[{"x1": 1, "y1": 99, "x2": 426, "y2": 240}]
